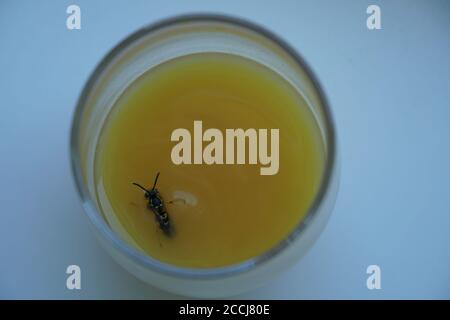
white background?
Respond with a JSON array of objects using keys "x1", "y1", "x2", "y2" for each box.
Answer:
[{"x1": 1, "y1": 0, "x2": 450, "y2": 299}]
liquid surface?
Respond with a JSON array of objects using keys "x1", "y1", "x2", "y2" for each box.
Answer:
[{"x1": 96, "y1": 53, "x2": 324, "y2": 268}]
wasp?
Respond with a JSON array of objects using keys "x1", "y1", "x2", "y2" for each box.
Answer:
[{"x1": 132, "y1": 172, "x2": 171, "y2": 236}]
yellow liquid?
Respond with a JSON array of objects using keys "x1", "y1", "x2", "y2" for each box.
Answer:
[{"x1": 96, "y1": 53, "x2": 324, "y2": 268}]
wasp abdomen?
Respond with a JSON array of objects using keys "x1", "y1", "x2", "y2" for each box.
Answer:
[{"x1": 156, "y1": 209, "x2": 171, "y2": 235}]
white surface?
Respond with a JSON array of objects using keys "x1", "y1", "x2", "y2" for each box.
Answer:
[{"x1": 1, "y1": 0, "x2": 450, "y2": 299}]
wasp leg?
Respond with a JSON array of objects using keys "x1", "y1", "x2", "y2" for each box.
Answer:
[
  {"x1": 155, "y1": 222, "x2": 163, "y2": 247},
  {"x1": 168, "y1": 198, "x2": 186, "y2": 205}
]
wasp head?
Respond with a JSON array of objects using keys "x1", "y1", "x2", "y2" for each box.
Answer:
[{"x1": 148, "y1": 189, "x2": 157, "y2": 198}]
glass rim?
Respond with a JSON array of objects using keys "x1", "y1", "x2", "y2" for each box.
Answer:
[{"x1": 70, "y1": 13, "x2": 337, "y2": 279}]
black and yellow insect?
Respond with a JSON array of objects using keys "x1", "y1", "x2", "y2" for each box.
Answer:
[{"x1": 132, "y1": 172, "x2": 171, "y2": 235}]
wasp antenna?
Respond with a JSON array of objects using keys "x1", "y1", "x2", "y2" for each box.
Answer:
[
  {"x1": 132, "y1": 182, "x2": 149, "y2": 193},
  {"x1": 152, "y1": 172, "x2": 160, "y2": 190}
]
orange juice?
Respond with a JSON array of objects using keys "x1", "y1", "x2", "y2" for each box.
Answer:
[{"x1": 95, "y1": 52, "x2": 324, "y2": 268}]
